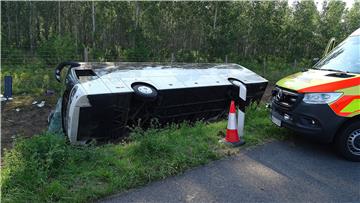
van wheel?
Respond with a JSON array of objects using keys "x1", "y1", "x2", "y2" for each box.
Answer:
[
  {"x1": 132, "y1": 84, "x2": 158, "y2": 101},
  {"x1": 336, "y1": 120, "x2": 360, "y2": 162}
]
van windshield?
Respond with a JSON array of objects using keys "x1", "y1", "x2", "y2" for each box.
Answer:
[{"x1": 314, "y1": 35, "x2": 360, "y2": 74}]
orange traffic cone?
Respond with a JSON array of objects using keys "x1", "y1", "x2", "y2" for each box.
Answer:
[{"x1": 220, "y1": 101, "x2": 245, "y2": 147}]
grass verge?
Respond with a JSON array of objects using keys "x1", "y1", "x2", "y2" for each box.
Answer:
[
  {"x1": 1, "y1": 104, "x2": 290, "y2": 202},
  {"x1": 1, "y1": 65, "x2": 62, "y2": 96}
]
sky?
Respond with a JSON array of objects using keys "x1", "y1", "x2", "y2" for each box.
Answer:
[{"x1": 288, "y1": 0, "x2": 355, "y2": 11}]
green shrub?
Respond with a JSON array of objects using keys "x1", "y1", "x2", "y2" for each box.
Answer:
[
  {"x1": 1, "y1": 65, "x2": 61, "y2": 95},
  {"x1": 38, "y1": 35, "x2": 79, "y2": 65},
  {"x1": 1, "y1": 47, "x2": 28, "y2": 65},
  {"x1": 233, "y1": 58, "x2": 307, "y2": 83}
]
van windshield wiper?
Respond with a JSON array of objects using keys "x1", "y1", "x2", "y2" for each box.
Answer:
[{"x1": 314, "y1": 68, "x2": 349, "y2": 74}]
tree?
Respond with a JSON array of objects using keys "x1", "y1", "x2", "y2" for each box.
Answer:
[
  {"x1": 1, "y1": 1, "x2": 356, "y2": 64},
  {"x1": 345, "y1": 1, "x2": 360, "y2": 35},
  {"x1": 288, "y1": 1, "x2": 321, "y2": 59},
  {"x1": 320, "y1": 0, "x2": 347, "y2": 44}
]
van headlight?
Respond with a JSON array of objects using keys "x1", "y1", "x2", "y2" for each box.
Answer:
[{"x1": 303, "y1": 92, "x2": 342, "y2": 104}]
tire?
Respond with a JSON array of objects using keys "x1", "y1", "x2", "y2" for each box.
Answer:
[
  {"x1": 132, "y1": 84, "x2": 158, "y2": 101},
  {"x1": 336, "y1": 120, "x2": 360, "y2": 162}
]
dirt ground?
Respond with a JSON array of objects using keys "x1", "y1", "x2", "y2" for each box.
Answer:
[
  {"x1": 0, "y1": 84, "x2": 274, "y2": 152},
  {"x1": 1, "y1": 95, "x2": 58, "y2": 151}
]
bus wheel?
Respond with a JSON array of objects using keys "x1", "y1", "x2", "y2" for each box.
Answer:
[{"x1": 132, "y1": 83, "x2": 158, "y2": 101}]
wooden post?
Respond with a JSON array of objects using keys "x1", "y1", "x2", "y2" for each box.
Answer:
[
  {"x1": 171, "y1": 53, "x2": 175, "y2": 63},
  {"x1": 263, "y1": 59, "x2": 266, "y2": 76},
  {"x1": 92, "y1": 1, "x2": 96, "y2": 59},
  {"x1": 29, "y1": 1, "x2": 33, "y2": 54},
  {"x1": 84, "y1": 47, "x2": 89, "y2": 62},
  {"x1": 213, "y1": 3, "x2": 218, "y2": 30},
  {"x1": 225, "y1": 55, "x2": 228, "y2": 63},
  {"x1": 196, "y1": 51, "x2": 199, "y2": 63},
  {"x1": 58, "y1": 1, "x2": 61, "y2": 35}
]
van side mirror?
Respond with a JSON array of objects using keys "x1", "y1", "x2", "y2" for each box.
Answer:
[
  {"x1": 312, "y1": 58, "x2": 320, "y2": 66},
  {"x1": 324, "y1": 37, "x2": 336, "y2": 57}
]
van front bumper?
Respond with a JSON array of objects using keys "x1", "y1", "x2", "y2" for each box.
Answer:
[{"x1": 270, "y1": 100, "x2": 347, "y2": 143}]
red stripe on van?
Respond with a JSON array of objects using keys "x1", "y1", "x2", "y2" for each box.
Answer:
[{"x1": 298, "y1": 77, "x2": 360, "y2": 93}]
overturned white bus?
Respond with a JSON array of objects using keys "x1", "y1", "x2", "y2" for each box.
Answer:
[{"x1": 55, "y1": 62, "x2": 268, "y2": 144}]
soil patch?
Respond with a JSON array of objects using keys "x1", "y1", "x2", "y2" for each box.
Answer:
[{"x1": 1, "y1": 95, "x2": 57, "y2": 151}]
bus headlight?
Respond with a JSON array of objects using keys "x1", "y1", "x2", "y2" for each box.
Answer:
[{"x1": 303, "y1": 92, "x2": 342, "y2": 104}]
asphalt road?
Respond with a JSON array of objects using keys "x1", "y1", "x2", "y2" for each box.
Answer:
[{"x1": 100, "y1": 138, "x2": 360, "y2": 203}]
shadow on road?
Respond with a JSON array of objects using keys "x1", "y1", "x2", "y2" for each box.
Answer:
[{"x1": 100, "y1": 136, "x2": 360, "y2": 203}]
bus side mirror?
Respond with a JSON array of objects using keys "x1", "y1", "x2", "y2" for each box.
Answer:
[{"x1": 55, "y1": 61, "x2": 80, "y2": 82}]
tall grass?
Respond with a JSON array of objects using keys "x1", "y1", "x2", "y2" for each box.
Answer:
[
  {"x1": 1, "y1": 64, "x2": 62, "y2": 96},
  {"x1": 1, "y1": 105, "x2": 290, "y2": 203}
]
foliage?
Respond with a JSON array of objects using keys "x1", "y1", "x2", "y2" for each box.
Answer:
[
  {"x1": 1, "y1": 65, "x2": 61, "y2": 95},
  {"x1": 1, "y1": 104, "x2": 290, "y2": 202},
  {"x1": 38, "y1": 35, "x2": 79, "y2": 65},
  {"x1": 1, "y1": 1, "x2": 359, "y2": 65},
  {"x1": 1, "y1": 48, "x2": 30, "y2": 65},
  {"x1": 345, "y1": 1, "x2": 360, "y2": 34},
  {"x1": 232, "y1": 57, "x2": 306, "y2": 84}
]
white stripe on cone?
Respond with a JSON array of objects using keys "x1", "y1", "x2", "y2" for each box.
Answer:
[{"x1": 227, "y1": 113, "x2": 237, "y2": 130}]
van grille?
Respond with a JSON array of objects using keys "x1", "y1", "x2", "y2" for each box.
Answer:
[{"x1": 273, "y1": 87, "x2": 300, "y2": 109}]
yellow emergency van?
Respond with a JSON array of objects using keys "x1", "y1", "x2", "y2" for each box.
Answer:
[{"x1": 271, "y1": 28, "x2": 360, "y2": 161}]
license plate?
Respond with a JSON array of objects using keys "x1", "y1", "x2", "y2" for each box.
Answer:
[{"x1": 271, "y1": 115, "x2": 281, "y2": 127}]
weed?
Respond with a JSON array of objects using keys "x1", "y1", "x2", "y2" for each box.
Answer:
[
  {"x1": 1, "y1": 65, "x2": 62, "y2": 96},
  {"x1": 1, "y1": 105, "x2": 290, "y2": 202}
]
